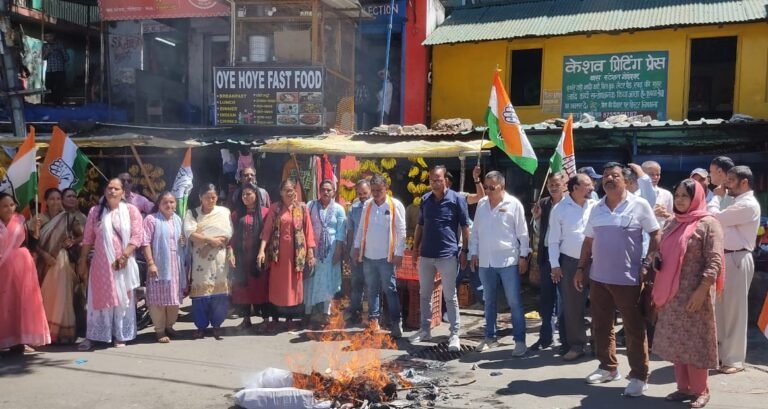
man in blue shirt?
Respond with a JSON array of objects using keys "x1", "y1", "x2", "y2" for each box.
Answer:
[
  {"x1": 410, "y1": 165, "x2": 470, "y2": 352},
  {"x1": 344, "y1": 179, "x2": 371, "y2": 325}
]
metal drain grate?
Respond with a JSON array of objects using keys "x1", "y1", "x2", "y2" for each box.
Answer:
[{"x1": 409, "y1": 342, "x2": 476, "y2": 361}]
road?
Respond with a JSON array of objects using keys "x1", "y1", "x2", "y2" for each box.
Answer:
[{"x1": 1, "y1": 303, "x2": 766, "y2": 409}]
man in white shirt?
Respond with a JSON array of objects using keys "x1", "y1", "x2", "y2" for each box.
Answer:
[
  {"x1": 353, "y1": 174, "x2": 406, "y2": 338},
  {"x1": 707, "y1": 165, "x2": 761, "y2": 374},
  {"x1": 641, "y1": 161, "x2": 673, "y2": 225},
  {"x1": 469, "y1": 171, "x2": 529, "y2": 356},
  {"x1": 690, "y1": 168, "x2": 714, "y2": 203},
  {"x1": 548, "y1": 173, "x2": 595, "y2": 361}
]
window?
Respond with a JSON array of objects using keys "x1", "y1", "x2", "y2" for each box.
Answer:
[
  {"x1": 510, "y1": 48, "x2": 542, "y2": 106},
  {"x1": 687, "y1": 36, "x2": 737, "y2": 119}
]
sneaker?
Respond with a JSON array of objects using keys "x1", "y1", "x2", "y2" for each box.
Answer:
[
  {"x1": 408, "y1": 330, "x2": 432, "y2": 343},
  {"x1": 512, "y1": 342, "x2": 527, "y2": 357},
  {"x1": 477, "y1": 338, "x2": 499, "y2": 351},
  {"x1": 528, "y1": 340, "x2": 552, "y2": 351},
  {"x1": 448, "y1": 335, "x2": 461, "y2": 352},
  {"x1": 390, "y1": 323, "x2": 403, "y2": 339},
  {"x1": 585, "y1": 368, "x2": 622, "y2": 384},
  {"x1": 624, "y1": 378, "x2": 648, "y2": 397}
]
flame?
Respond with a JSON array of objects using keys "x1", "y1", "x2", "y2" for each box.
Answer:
[{"x1": 288, "y1": 301, "x2": 410, "y2": 402}]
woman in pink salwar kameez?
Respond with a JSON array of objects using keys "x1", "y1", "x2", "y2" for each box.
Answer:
[
  {"x1": 0, "y1": 193, "x2": 51, "y2": 354},
  {"x1": 77, "y1": 178, "x2": 143, "y2": 351}
]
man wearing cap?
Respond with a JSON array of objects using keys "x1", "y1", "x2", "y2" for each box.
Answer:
[
  {"x1": 690, "y1": 168, "x2": 714, "y2": 202},
  {"x1": 641, "y1": 161, "x2": 674, "y2": 225},
  {"x1": 707, "y1": 165, "x2": 761, "y2": 374},
  {"x1": 578, "y1": 167, "x2": 602, "y2": 200}
]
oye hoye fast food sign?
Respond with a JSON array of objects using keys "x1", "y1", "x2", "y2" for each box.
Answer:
[{"x1": 214, "y1": 67, "x2": 325, "y2": 127}]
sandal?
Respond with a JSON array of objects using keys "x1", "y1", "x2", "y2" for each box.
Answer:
[
  {"x1": 690, "y1": 392, "x2": 710, "y2": 408},
  {"x1": 665, "y1": 391, "x2": 694, "y2": 402},
  {"x1": 157, "y1": 336, "x2": 170, "y2": 344},
  {"x1": 212, "y1": 328, "x2": 223, "y2": 340},
  {"x1": 192, "y1": 330, "x2": 205, "y2": 339},
  {"x1": 718, "y1": 366, "x2": 744, "y2": 374},
  {"x1": 23, "y1": 345, "x2": 36, "y2": 353},
  {"x1": 77, "y1": 340, "x2": 93, "y2": 351},
  {"x1": 113, "y1": 341, "x2": 126, "y2": 348}
]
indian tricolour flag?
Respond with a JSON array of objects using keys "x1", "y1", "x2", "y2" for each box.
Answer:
[
  {"x1": 0, "y1": 127, "x2": 37, "y2": 209},
  {"x1": 39, "y1": 126, "x2": 89, "y2": 198},
  {"x1": 171, "y1": 148, "x2": 193, "y2": 218},
  {"x1": 549, "y1": 114, "x2": 576, "y2": 178},
  {"x1": 485, "y1": 70, "x2": 537, "y2": 174},
  {"x1": 759, "y1": 294, "x2": 768, "y2": 339}
]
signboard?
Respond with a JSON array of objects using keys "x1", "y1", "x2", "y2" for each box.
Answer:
[
  {"x1": 214, "y1": 67, "x2": 324, "y2": 127},
  {"x1": 561, "y1": 51, "x2": 669, "y2": 120},
  {"x1": 360, "y1": 0, "x2": 406, "y2": 33},
  {"x1": 99, "y1": 0, "x2": 229, "y2": 21}
]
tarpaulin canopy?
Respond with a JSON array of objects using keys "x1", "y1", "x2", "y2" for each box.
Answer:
[{"x1": 256, "y1": 133, "x2": 495, "y2": 158}]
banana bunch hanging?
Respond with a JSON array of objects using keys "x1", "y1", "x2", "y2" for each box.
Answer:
[
  {"x1": 407, "y1": 156, "x2": 429, "y2": 206},
  {"x1": 79, "y1": 167, "x2": 103, "y2": 210},
  {"x1": 128, "y1": 163, "x2": 166, "y2": 200}
]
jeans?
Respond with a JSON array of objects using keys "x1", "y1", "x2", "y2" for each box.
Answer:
[
  {"x1": 456, "y1": 264, "x2": 484, "y2": 303},
  {"x1": 348, "y1": 262, "x2": 366, "y2": 316},
  {"x1": 363, "y1": 258, "x2": 401, "y2": 324},
  {"x1": 479, "y1": 265, "x2": 525, "y2": 342},
  {"x1": 539, "y1": 259, "x2": 566, "y2": 346},
  {"x1": 419, "y1": 257, "x2": 459, "y2": 335}
]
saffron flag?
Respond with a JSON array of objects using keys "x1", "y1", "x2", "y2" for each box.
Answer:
[
  {"x1": 549, "y1": 114, "x2": 576, "y2": 178},
  {"x1": 171, "y1": 148, "x2": 193, "y2": 218},
  {"x1": 485, "y1": 70, "x2": 538, "y2": 174},
  {"x1": 0, "y1": 127, "x2": 37, "y2": 209},
  {"x1": 39, "y1": 126, "x2": 89, "y2": 199},
  {"x1": 759, "y1": 293, "x2": 768, "y2": 339}
]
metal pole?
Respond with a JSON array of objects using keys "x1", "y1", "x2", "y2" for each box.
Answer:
[
  {"x1": 84, "y1": 5, "x2": 90, "y2": 102},
  {"x1": 40, "y1": 0, "x2": 45, "y2": 104},
  {"x1": 379, "y1": 0, "x2": 396, "y2": 126},
  {"x1": 0, "y1": 0, "x2": 26, "y2": 137},
  {"x1": 100, "y1": 20, "x2": 105, "y2": 103}
]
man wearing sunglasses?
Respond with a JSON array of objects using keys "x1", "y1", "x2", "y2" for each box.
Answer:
[{"x1": 468, "y1": 171, "x2": 530, "y2": 356}]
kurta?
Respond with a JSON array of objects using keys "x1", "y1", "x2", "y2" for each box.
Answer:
[
  {"x1": 654, "y1": 217, "x2": 723, "y2": 369},
  {"x1": 143, "y1": 214, "x2": 184, "y2": 306},
  {"x1": 82, "y1": 204, "x2": 143, "y2": 342},
  {"x1": 230, "y1": 207, "x2": 270, "y2": 305},
  {"x1": 260, "y1": 202, "x2": 316, "y2": 307},
  {"x1": 0, "y1": 214, "x2": 51, "y2": 349},
  {"x1": 184, "y1": 206, "x2": 233, "y2": 298},
  {"x1": 304, "y1": 200, "x2": 346, "y2": 308}
]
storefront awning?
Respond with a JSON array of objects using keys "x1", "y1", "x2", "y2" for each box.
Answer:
[
  {"x1": 256, "y1": 133, "x2": 494, "y2": 158},
  {"x1": 0, "y1": 134, "x2": 200, "y2": 149}
]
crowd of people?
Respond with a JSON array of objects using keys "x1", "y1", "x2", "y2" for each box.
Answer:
[{"x1": 0, "y1": 157, "x2": 762, "y2": 408}]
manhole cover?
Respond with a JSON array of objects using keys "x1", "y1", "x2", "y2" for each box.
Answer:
[{"x1": 409, "y1": 342, "x2": 476, "y2": 361}]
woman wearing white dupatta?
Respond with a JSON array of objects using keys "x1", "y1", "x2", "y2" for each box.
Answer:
[
  {"x1": 77, "y1": 178, "x2": 143, "y2": 351},
  {"x1": 184, "y1": 184, "x2": 233, "y2": 340}
]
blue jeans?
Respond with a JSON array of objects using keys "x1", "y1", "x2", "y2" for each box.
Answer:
[
  {"x1": 539, "y1": 260, "x2": 567, "y2": 346},
  {"x1": 456, "y1": 264, "x2": 484, "y2": 303},
  {"x1": 479, "y1": 265, "x2": 525, "y2": 341},
  {"x1": 348, "y1": 262, "x2": 365, "y2": 316},
  {"x1": 363, "y1": 258, "x2": 401, "y2": 324}
]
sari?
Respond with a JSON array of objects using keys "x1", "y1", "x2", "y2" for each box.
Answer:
[
  {"x1": 0, "y1": 214, "x2": 51, "y2": 349},
  {"x1": 38, "y1": 210, "x2": 86, "y2": 343}
]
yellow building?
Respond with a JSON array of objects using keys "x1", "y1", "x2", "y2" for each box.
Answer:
[{"x1": 426, "y1": 0, "x2": 768, "y2": 125}]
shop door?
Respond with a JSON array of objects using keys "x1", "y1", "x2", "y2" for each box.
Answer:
[{"x1": 205, "y1": 35, "x2": 230, "y2": 125}]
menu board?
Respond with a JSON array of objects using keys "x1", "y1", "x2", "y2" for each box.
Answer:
[
  {"x1": 214, "y1": 66, "x2": 324, "y2": 127},
  {"x1": 561, "y1": 51, "x2": 669, "y2": 120}
]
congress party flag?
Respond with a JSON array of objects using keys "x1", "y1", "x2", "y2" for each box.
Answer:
[
  {"x1": 0, "y1": 127, "x2": 37, "y2": 209},
  {"x1": 172, "y1": 148, "x2": 193, "y2": 218},
  {"x1": 485, "y1": 70, "x2": 537, "y2": 174},
  {"x1": 550, "y1": 114, "x2": 576, "y2": 178}
]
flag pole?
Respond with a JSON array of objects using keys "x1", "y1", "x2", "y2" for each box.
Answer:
[
  {"x1": 34, "y1": 162, "x2": 40, "y2": 238},
  {"x1": 536, "y1": 167, "x2": 551, "y2": 202},
  {"x1": 86, "y1": 157, "x2": 109, "y2": 182}
]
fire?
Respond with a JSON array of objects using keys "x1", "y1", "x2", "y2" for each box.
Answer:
[{"x1": 288, "y1": 302, "x2": 411, "y2": 403}]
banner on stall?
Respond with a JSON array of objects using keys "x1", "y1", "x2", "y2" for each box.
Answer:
[
  {"x1": 214, "y1": 66, "x2": 325, "y2": 127},
  {"x1": 561, "y1": 51, "x2": 669, "y2": 120},
  {"x1": 99, "y1": 0, "x2": 229, "y2": 21}
]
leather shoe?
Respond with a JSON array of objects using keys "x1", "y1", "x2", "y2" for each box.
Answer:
[
  {"x1": 528, "y1": 340, "x2": 551, "y2": 351},
  {"x1": 665, "y1": 391, "x2": 694, "y2": 402}
]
